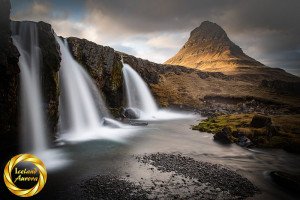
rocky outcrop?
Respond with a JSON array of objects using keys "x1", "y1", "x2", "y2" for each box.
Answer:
[
  {"x1": 0, "y1": 0, "x2": 20, "y2": 151},
  {"x1": 67, "y1": 37, "x2": 123, "y2": 116}
]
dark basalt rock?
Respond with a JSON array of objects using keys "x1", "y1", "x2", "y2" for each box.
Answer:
[
  {"x1": 10, "y1": 20, "x2": 61, "y2": 139},
  {"x1": 37, "y1": 21, "x2": 61, "y2": 136},
  {"x1": 213, "y1": 126, "x2": 234, "y2": 144},
  {"x1": 250, "y1": 115, "x2": 272, "y2": 128},
  {"x1": 0, "y1": 0, "x2": 20, "y2": 152},
  {"x1": 123, "y1": 108, "x2": 141, "y2": 119}
]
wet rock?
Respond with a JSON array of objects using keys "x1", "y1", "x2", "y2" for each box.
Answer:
[
  {"x1": 270, "y1": 171, "x2": 300, "y2": 193},
  {"x1": 0, "y1": 0, "x2": 20, "y2": 148},
  {"x1": 250, "y1": 115, "x2": 272, "y2": 128},
  {"x1": 102, "y1": 118, "x2": 121, "y2": 128},
  {"x1": 37, "y1": 21, "x2": 61, "y2": 136},
  {"x1": 123, "y1": 108, "x2": 141, "y2": 119},
  {"x1": 129, "y1": 121, "x2": 148, "y2": 126},
  {"x1": 236, "y1": 134, "x2": 252, "y2": 147},
  {"x1": 213, "y1": 127, "x2": 234, "y2": 144}
]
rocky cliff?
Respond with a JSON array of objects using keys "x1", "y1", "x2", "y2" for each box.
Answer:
[
  {"x1": 0, "y1": 0, "x2": 20, "y2": 152},
  {"x1": 38, "y1": 21, "x2": 61, "y2": 135},
  {"x1": 12, "y1": 21, "x2": 61, "y2": 137},
  {"x1": 0, "y1": 1, "x2": 61, "y2": 153}
]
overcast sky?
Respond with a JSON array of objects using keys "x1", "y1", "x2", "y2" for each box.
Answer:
[{"x1": 10, "y1": 0, "x2": 300, "y2": 76}]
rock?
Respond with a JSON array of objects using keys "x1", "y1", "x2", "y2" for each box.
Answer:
[
  {"x1": 236, "y1": 134, "x2": 252, "y2": 147},
  {"x1": 129, "y1": 121, "x2": 148, "y2": 126},
  {"x1": 102, "y1": 118, "x2": 121, "y2": 128},
  {"x1": 213, "y1": 127, "x2": 233, "y2": 144},
  {"x1": 0, "y1": 0, "x2": 20, "y2": 152},
  {"x1": 250, "y1": 115, "x2": 272, "y2": 128},
  {"x1": 37, "y1": 21, "x2": 61, "y2": 136},
  {"x1": 123, "y1": 108, "x2": 141, "y2": 119},
  {"x1": 270, "y1": 171, "x2": 300, "y2": 192}
]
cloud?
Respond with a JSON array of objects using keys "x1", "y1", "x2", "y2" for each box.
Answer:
[{"x1": 10, "y1": 0, "x2": 300, "y2": 75}]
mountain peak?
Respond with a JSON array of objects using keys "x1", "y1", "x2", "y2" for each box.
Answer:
[
  {"x1": 165, "y1": 21, "x2": 263, "y2": 73},
  {"x1": 190, "y1": 21, "x2": 226, "y2": 38}
]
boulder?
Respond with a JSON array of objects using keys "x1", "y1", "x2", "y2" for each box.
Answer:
[
  {"x1": 123, "y1": 108, "x2": 141, "y2": 119},
  {"x1": 102, "y1": 118, "x2": 122, "y2": 128},
  {"x1": 213, "y1": 127, "x2": 233, "y2": 144},
  {"x1": 250, "y1": 115, "x2": 272, "y2": 128},
  {"x1": 236, "y1": 135, "x2": 252, "y2": 147}
]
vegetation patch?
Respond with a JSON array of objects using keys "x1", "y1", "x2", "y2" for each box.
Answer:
[{"x1": 193, "y1": 114, "x2": 300, "y2": 153}]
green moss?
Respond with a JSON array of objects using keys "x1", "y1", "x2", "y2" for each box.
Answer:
[
  {"x1": 193, "y1": 114, "x2": 300, "y2": 152},
  {"x1": 110, "y1": 60, "x2": 123, "y2": 91}
]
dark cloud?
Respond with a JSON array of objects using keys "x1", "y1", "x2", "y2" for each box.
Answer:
[
  {"x1": 10, "y1": 0, "x2": 300, "y2": 75},
  {"x1": 85, "y1": 0, "x2": 300, "y2": 75}
]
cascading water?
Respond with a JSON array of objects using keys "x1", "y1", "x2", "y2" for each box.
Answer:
[
  {"x1": 56, "y1": 37, "x2": 133, "y2": 143},
  {"x1": 122, "y1": 63, "x2": 158, "y2": 118},
  {"x1": 56, "y1": 37, "x2": 110, "y2": 133},
  {"x1": 11, "y1": 21, "x2": 48, "y2": 153},
  {"x1": 122, "y1": 63, "x2": 193, "y2": 120}
]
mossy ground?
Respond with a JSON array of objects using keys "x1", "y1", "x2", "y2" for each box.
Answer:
[{"x1": 193, "y1": 114, "x2": 300, "y2": 152}]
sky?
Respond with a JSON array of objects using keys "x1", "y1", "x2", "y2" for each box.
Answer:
[{"x1": 10, "y1": 0, "x2": 300, "y2": 76}]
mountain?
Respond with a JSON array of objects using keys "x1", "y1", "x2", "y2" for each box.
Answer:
[{"x1": 165, "y1": 21, "x2": 266, "y2": 74}]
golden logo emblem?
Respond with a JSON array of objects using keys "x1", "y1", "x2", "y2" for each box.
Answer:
[{"x1": 3, "y1": 154, "x2": 47, "y2": 197}]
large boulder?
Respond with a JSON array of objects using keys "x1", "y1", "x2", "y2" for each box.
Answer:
[
  {"x1": 123, "y1": 108, "x2": 141, "y2": 119},
  {"x1": 250, "y1": 115, "x2": 272, "y2": 128},
  {"x1": 213, "y1": 127, "x2": 234, "y2": 144}
]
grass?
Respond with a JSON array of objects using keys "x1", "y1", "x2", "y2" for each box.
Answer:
[{"x1": 193, "y1": 114, "x2": 300, "y2": 152}]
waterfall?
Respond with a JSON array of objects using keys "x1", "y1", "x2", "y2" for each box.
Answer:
[
  {"x1": 122, "y1": 63, "x2": 158, "y2": 118},
  {"x1": 11, "y1": 21, "x2": 48, "y2": 153},
  {"x1": 122, "y1": 63, "x2": 193, "y2": 120},
  {"x1": 56, "y1": 37, "x2": 110, "y2": 134}
]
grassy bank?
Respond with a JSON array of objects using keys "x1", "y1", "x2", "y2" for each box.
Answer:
[{"x1": 193, "y1": 114, "x2": 300, "y2": 153}]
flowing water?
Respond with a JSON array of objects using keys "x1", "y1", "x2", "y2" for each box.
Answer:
[
  {"x1": 122, "y1": 63, "x2": 158, "y2": 116},
  {"x1": 11, "y1": 21, "x2": 48, "y2": 153},
  {"x1": 56, "y1": 37, "x2": 135, "y2": 143},
  {"x1": 122, "y1": 63, "x2": 193, "y2": 120},
  {"x1": 57, "y1": 37, "x2": 109, "y2": 133},
  {"x1": 33, "y1": 116, "x2": 299, "y2": 200}
]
